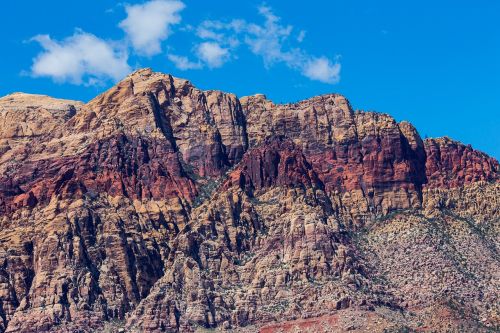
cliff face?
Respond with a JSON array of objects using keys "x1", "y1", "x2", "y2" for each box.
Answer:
[{"x1": 0, "y1": 69, "x2": 498, "y2": 332}]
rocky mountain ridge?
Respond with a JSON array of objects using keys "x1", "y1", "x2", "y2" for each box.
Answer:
[{"x1": 0, "y1": 68, "x2": 497, "y2": 332}]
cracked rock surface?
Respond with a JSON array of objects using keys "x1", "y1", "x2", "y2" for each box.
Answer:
[{"x1": 0, "y1": 69, "x2": 497, "y2": 332}]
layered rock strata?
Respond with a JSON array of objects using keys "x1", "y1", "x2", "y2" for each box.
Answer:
[{"x1": 0, "y1": 69, "x2": 497, "y2": 332}]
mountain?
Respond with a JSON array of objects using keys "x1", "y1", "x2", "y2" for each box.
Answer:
[{"x1": 0, "y1": 68, "x2": 498, "y2": 332}]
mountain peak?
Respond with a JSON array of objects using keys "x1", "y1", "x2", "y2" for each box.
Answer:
[{"x1": 128, "y1": 67, "x2": 154, "y2": 77}]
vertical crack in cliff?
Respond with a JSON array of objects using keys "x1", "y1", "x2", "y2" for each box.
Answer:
[{"x1": 147, "y1": 92, "x2": 178, "y2": 152}]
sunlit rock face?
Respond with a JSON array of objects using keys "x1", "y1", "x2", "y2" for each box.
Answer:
[{"x1": 0, "y1": 69, "x2": 497, "y2": 332}]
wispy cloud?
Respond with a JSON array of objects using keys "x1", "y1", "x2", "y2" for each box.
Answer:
[
  {"x1": 30, "y1": 31, "x2": 131, "y2": 85},
  {"x1": 167, "y1": 53, "x2": 201, "y2": 70},
  {"x1": 244, "y1": 5, "x2": 296, "y2": 67},
  {"x1": 27, "y1": 2, "x2": 341, "y2": 86},
  {"x1": 119, "y1": 0, "x2": 185, "y2": 56},
  {"x1": 170, "y1": 5, "x2": 341, "y2": 84},
  {"x1": 297, "y1": 30, "x2": 306, "y2": 43}
]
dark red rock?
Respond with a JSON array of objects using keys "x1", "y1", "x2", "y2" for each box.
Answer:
[
  {"x1": 225, "y1": 137, "x2": 323, "y2": 194},
  {"x1": 0, "y1": 134, "x2": 197, "y2": 214},
  {"x1": 424, "y1": 137, "x2": 498, "y2": 188}
]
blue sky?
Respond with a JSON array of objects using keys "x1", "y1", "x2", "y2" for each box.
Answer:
[{"x1": 1, "y1": 0, "x2": 499, "y2": 158}]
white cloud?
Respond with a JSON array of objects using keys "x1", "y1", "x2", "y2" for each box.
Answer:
[
  {"x1": 303, "y1": 57, "x2": 341, "y2": 84},
  {"x1": 196, "y1": 42, "x2": 230, "y2": 68},
  {"x1": 244, "y1": 6, "x2": 295, "y2": 67},
  {"x1": 196, "y1": 20, "x2": 242, "y2": 48},
  {"x1": 119, "y1": 0, "x2": 185, "y2": 56},
  {"x1": 167, "y1": 53, "x2": 201, "y2": 70},
  {"x1": 191, "y1": 5, "x2": 341, "y2": 83},
  {"x1": 297, "y1": 30, "x2": 306, "y2": 43},
  {"x1": 30, "y1": 31, "x2": 131, "y2": 85},
  {"x1": 27, "y1": 3, "x2": 340, "y2": 85},
  {"x1": 168, "y1": 42, "x2": 229, "y2": 70},
  {"x1": 196, "y1": 26, "x2": 225, "y2": 41}
]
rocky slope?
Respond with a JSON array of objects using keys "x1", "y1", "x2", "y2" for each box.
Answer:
[{"x1": 0, "y1": 68, "x2": 497, "y2": 332}]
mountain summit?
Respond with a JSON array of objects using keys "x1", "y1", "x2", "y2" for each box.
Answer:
[{"x1": 0, "y1": 69, "x2": 498, "y2": 332}]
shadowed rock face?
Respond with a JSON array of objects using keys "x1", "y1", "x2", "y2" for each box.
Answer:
[
  {"x1": 225, "y1": 137, "x2": 324, "y2": 194},
  {"x1": 0, "y1": 69, "x2": 498, "y2": 332},
  {"x1": 424, "y1": 136, "x2": 498, "y2": 188}
]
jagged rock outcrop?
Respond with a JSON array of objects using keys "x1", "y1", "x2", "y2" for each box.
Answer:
[
  {"x1": 0, "y1": 134, "x2": 196, "y2": 215},
  {"x1": 424, "y1": 136, "x2": 498, "y2": 188},
  {"x1": 126, "y1": 139, "x2": 378, "y2": 332},
  {"x1": 242, "y1": 94, "x2": 429, "y2": 224},
  {"x1": 0, "y1": 69, "x2": 497, "y2": 332},
  {"x1": 225, "y1": 137, "x2": 323, "y2": 193}
]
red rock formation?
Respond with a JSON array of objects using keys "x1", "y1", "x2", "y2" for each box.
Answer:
[
  {"x1": 0, "y1": 69, "x2": 497, "y2": 332},
  {"x1": 225, "y1": 137, "x2": 323, "y2": 194},
  {"x1": 424, "y1": 136, "x2": 498, "y2": 188},
  {"x1": 242, "y1": 95, "x2": 429, "y2": 220},
  {"x1": 0, "y1": 135, "x2": 196, "y2": 215}
]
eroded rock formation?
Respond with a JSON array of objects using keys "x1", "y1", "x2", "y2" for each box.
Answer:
[{"x1": 0, "y1": 69, "x2": 497, "y2": 332}]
